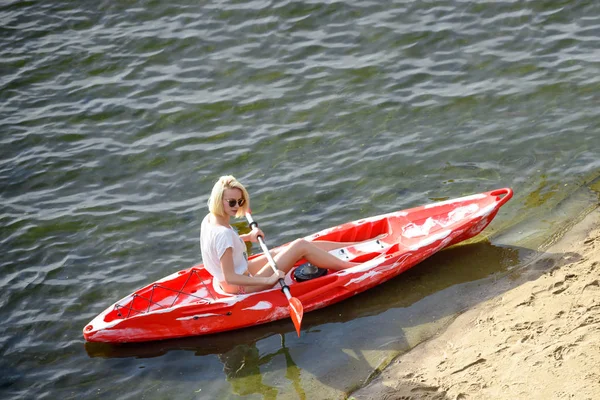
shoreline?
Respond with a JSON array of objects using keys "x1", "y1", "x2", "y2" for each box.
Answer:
[{"x1": 350, "y1": 206, "x2": 600, "y2": 400}]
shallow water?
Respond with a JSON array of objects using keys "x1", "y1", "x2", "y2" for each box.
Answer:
[{"x1": 1, "y1": 1, "x2": 600, "y2": 399}]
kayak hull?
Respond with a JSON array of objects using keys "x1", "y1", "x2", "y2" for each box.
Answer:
[{"x1": 83, "y1": 188, "x2": 512, "y2": 343}]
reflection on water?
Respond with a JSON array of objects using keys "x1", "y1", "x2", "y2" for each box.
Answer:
[
  {"x1": 220, "y1": 343, "x2": 278, "y2": 399},
  {"x1": 221, "y1": 335, "x2": 306, "y2": 400}
]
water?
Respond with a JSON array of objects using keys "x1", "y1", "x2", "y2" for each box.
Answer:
[{"x1": 1, "y1": 1, "x2": 600, "y2": 399}]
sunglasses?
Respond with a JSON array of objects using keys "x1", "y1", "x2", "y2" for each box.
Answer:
[{"x1": 225, "y1": 198, "x2": 245, "y2": 208}]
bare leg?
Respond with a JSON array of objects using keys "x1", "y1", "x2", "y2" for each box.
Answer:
[
  {"x1": 251, "y1": 239, "x2": 357, "y2": 278},
  {"x1": 308, "y1": 240, "x2": 361, "y2": 252},
  {"x1": 247, "y1": 240, "x2": 359, "y2": 276},
  {"x1": 239, "y1": 239, "x2": 361, "y2": 294},
  {"x1": 246, "y1": 246, "x2": 286, "y2": 276},
  {"x1": 248, "y1": 239, "x2": 361, "y2": 276}
]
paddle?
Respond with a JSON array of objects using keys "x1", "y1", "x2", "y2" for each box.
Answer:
[{"x1": 245, "y1": 213, "x2": 304, "y2": 337}]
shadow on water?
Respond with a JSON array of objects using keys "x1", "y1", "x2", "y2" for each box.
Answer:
[{"x1": 84, "y1": 239, "x2": 581, "y2": 398}]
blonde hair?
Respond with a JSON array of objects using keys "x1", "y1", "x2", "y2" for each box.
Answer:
[{"x1": 207, "y1": 175, "x2": 250, "y2": 218}]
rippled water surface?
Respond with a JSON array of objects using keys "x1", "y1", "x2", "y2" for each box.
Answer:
[{"x1": 2, "y1": 1, "x2": 600, "y2": 399}]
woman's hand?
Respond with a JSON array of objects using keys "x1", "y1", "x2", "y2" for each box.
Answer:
[
  {"x1": 267, "y1": 269, "x2": 285, "y2": 285},
  {"x1": 221, "y1": 248, "x2": 281, "y2": 289},
  {"x1": 242, "y1": 227, "x2": 264, "y2": 243}
]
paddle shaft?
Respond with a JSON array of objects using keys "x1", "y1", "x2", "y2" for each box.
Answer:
[
  {"x1": 245, "y1": 212, "x2": 303, "y2": 338},
  {"x1": 245, "y1": 214, "x2": 292, "y2": 299}
]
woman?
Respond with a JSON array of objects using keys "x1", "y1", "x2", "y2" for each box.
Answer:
[{"x1": 200, "y1": 175, "x2": 358, "y2": 295}]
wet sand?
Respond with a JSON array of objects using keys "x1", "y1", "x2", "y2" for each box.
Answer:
[{"x1": 351, "y1": 207, "x2": 600, "y2": 400}]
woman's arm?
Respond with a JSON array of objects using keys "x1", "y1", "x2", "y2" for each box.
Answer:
[
  {"x1": 239, "y1": 227, "x2": 264, "y2": 243},
  {"x1": 220, "y1": 248, "x2": 280, "y2": 287}
]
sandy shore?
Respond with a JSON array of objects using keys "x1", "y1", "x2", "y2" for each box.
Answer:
[{"x1": 351, "y1": 207, "x2": 600, "y2": 400}]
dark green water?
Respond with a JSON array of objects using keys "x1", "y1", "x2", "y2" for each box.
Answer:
[{"x1": 1, "y1": 1, "x2": 599, "y2": 399}]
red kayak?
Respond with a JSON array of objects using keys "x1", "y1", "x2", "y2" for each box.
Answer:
[{"x1": 83, "y1": 188, "x2": 512, "y2": 343}]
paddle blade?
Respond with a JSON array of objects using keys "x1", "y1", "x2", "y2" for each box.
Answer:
[{"x1": 288, "y1": 297, "x2": 304, "y2": 337}]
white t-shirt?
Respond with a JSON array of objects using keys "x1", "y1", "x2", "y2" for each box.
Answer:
[{"x1": 200, "y1": 214, "x2": 248, "y2": 282}]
